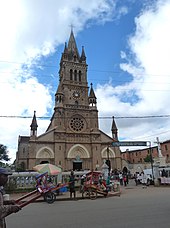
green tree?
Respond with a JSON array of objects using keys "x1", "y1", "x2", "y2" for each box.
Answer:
[
  {"x1": 0, "y1": 144, "x2": 10, "y2": 163},
  {"x1": 144, "y1": 154, "x2": 153, "y2": 163},
  {"x1": 16, "y1": 162, "x2": 26, "y2": 172}
]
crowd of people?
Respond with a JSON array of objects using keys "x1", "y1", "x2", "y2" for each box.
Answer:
[{"x1": 109, "y1": 168, "x2": 130, "y2": 187}]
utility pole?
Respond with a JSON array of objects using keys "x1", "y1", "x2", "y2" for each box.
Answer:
[
  {"x1": 155, "y1": 137, "x2": 163, "y2": 158},
  {"x1": 148, "y1": 141, "x2": 154, "y2": 181},
  {"x1": 154, "y1": 137, "x2": 166, "y2": 167}
]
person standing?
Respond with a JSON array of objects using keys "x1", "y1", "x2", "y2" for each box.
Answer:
[
  {"x1": 141, "y1": 171, "x2": 147, "y2": 187},
  {"x1": 0, "y1": 168, "x2": 21, "y2": 227},
  {"x1": 69, "y1": 171, "x2": 76, "y2": 199},
  {"x1": 134, "y1": 172, "x2": 138, "y2": 186},
  {"x1": 123, "y1": 174, "x2": 127, "y2": 187},
  {"x1": 119, "y1": 172, "x2": 123, "y2": 186}
]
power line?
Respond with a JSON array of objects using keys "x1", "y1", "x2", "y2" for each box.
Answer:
[
  {"x1": 115, "y1": 115, "x2": 170, "y2": 119},
  {"x1": 1, "y1": 74, "x2": 170, "y2": 86},
  {"x1": 1, "y1": 60, "x2": 170, "y2": 77},
  {"x1": 133, "y1": 130, "x2": 170, "y2": 140},
  {"x1": 0, "y1": 115, "x2": 170, "y2": 119}
]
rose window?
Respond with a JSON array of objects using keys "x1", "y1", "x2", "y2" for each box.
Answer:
[{"x1": 70, "y1": 117, "x2": 85, "y2": 132}]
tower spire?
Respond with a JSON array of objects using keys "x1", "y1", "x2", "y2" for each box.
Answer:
[
  {"x1": 67, "y1": 29, "x2": 80, "y2": 60},
  {"x1": 89, "y1": 83, "x2": 97, "y2": 107},
  {"x1": 111, "y1": 116, "x2": 118, "y2": 141},
  {"x1": 30, "y1": 111, "x2": 38, "y2": 137},
  {"x1": 80, "y1": 46, "x2": 86, "y2": 62}
]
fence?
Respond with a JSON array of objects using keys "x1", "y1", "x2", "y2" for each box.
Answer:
[{"x1": 6, "y1": 171, "x2": 89, "y2": 192}]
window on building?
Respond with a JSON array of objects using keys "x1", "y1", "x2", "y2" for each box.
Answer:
[
  {"x1": 70, "y1": 69, "x2": 73, "y2": 80},
  {"x1": 136, "y1": 152, "x2": 138, "y2": 156},
  {"x1": 74, "y1": 70, "x2": 77, "y2": 81},
  {"x1": 79, "y1": 71, "x2": 81, "y2": 81},
  {"x1": 165, "y1": 145, "x2": 168, "y2": 150},
  {"x1": 59, "y1": 146, "x2": 61, "y2": 150}
]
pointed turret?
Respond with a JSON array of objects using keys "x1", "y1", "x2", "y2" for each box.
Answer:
[
  {"x1": 61, "y1": 42, "x2": 68, "y2": 60},
  {"x1": 111, "y1": 116, "x2": 118, "y2": 141},
  {"x1": 67, "y1": 29, "x2": 80, "y2": 61},
  {"x1": 80, "y1": 46, "x2": 86, "y2": 62},
  {"x1": 89, "y1": 83, "x2": 97, "y2": 107},
  {"x1": 30, "y1": 111, "x2": 38, "y2": 137},
  {"x1": 55, "y1": 83, "x2": 64, "y2": 107},
  {"x1": 64, "y1": 42, "x2": 68, "y2": 53}
]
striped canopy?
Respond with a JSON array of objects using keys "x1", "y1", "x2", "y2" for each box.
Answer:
[{"x1": 33, "y1": 164, "x2": 62, "y2": 175}]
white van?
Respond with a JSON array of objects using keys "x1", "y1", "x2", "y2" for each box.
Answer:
[{"x1": 143, "y1": 169, "x2": 154, "y2": 185}]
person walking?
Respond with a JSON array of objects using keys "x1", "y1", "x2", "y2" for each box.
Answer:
[{"x1": 0, "y1": 168, "x2": 21, "y2": 227}]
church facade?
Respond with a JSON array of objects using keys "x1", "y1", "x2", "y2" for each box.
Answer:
[{"x1": 16, "y1": 31, "x2": 122, "y2": 172}]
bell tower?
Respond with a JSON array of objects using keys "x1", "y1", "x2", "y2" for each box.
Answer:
[
  {"x1": 56, "y1": 29, "x2": 89, "y2": 108},
  {"x1": 47, "y1": 29, "x2": 99, "y2": 135}
]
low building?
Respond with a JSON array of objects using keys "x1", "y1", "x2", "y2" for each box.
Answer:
[{"x1": 121, "y1": 140, "x2": 170, "y2": 173}]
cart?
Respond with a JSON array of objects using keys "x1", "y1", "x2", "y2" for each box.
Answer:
[
  {"x1": 14, "y1": 172, "x2": 68, "y2": 207},
  {"x1": 81, "y1": 171, "x2": 108, "y2": 200}
]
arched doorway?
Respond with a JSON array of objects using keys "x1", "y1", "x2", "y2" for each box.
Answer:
[
  {"x1": 36, "y1": 147, "x2": 54, "y2": 165},
  {"x1": 101, "y1": 147, "x2": 116, "y2": 171},
  {"x1": 40, "y1": 161, "x2": 49, "y2": 164},
  {"x1": 67, "y1": 144, "x2": 90, "y2": 171},
  {"x1": 73, "y1": 155, "x2": 82, "y2": 171}
]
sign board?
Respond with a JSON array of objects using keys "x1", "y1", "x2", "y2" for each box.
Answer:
[{"x1": 112, "y1": 141, "x2": 148, "y2": 147}]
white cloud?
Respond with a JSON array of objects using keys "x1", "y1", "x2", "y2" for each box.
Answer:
[
  {"x1": 97, "y1": 0, "x2": 170, "y2": 149},
  {"x1": 2, "y1": 0, "x2": 170, "y2": 162},
  {"x1": 0, "y1": 0, "x2": 117, "y2": 162}
]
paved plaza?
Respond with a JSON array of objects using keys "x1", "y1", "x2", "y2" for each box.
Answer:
[{"x1": 7, "y1": 181, "x2": 170, "y2": 228}]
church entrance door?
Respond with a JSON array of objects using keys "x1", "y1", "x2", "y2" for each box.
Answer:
[
  {"x1": 40, "y1": 161, "x2": 49, "y2": 164},
  {"x1": 73, "y1": 161, "x2": 82, "y2": 171}
]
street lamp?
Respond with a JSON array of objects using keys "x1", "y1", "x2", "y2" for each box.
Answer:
[
  {"x1": 106, "y1": 146, "x2": 111, "y2": 175},
  {"x1": 148, "y1": 141, "x2": 154, "y2": 183}
]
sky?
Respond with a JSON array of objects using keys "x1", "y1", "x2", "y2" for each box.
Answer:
[{"x1": 1, "y1": 0, "x2": 170, "y2": 163}]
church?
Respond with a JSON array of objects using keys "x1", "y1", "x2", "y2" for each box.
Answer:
[{"x1": 16, "y1": 30, "x2": 122, "y2": 172}]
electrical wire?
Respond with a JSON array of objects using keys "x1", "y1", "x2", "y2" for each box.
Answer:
[{"x1": 0, "y1": 115, "x2": 170, "y2": 119}]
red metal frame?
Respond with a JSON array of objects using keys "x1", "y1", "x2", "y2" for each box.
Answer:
[
  {"x1": 83, "y1": 171, "x2": 108, "y2": 196},
  {"x1": 14, "y1": 172, "x2": 69, "y2": 208}
]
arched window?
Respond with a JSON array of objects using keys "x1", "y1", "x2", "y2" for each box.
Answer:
[
  {"x1": 74, "y1": 70, "x2": 77, "y2": 81},
  {"x1": 70, "y1": 69, "x2": 73, "y2": 80},
  {"x1": 79, "y1": 71, "x2": 81, "y2": 81}
]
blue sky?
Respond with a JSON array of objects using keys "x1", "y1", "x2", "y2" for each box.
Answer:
[{"x1": 0, "y1": 0, "x2": 170, "y2": 162}]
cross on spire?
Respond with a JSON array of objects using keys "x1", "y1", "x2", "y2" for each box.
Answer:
[{"x1": 69, "y1": 24, "x2": 75, "y2": 32}]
